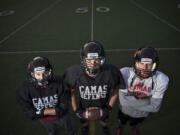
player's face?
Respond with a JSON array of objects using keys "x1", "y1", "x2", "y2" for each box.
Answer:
[
  {"x1": 136, "y1": 62, "x2": 153, "y2": 78},
  {"x1": 85, "y1": 58, "x2": 101, "y2": 70},
  {"x1": 34, "y1": 71, "x2": 49, "y2": 81}
]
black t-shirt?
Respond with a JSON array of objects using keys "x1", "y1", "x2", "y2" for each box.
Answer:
[
  {"x1": 16, "y1": 76, "x2": 68, "y2": 120},
  {"x1": 63, "y1": 64, "x2": 125, "y2": 109}
]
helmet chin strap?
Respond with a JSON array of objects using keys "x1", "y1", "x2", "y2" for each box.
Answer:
[{"x1": 37, "y1": 79, "x2": 48, "y2": 87}]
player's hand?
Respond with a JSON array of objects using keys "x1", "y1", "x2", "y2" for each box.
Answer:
[
  {"x1": 100, "y1": 105, "x2": 112, "y2": 122},
  {"x1": 75, "y1": 108, "x2": 86, "y2": 122},
  {"x1": 35, "y1": 108, "x2": 45, "y2": 118}
]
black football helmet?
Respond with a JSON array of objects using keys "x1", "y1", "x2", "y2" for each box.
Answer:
[
  {"x1": 133, "y1": 47, "x2": 159, "y2": 78},
  {"x1": 80, "y1": 41, "x2": 105, "y2": 76},
  {"x1": 28, "y1": 56, "x2": 53, "y2": 87}
]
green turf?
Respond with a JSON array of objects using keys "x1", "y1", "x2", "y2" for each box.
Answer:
[{"x1": 0, "y1": 0, "x2": 180, "y2": 135}]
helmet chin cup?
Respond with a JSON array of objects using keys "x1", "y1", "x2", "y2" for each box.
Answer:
[
  {"x1": 37, "y1": 79, "x2": 48, "y2": 87},
  {"x1": 140, "y1": 70, "x2": 151, "y2": 78},
  {"x1": 87, "y1": 67, "x2": 99, "y2": 76},
  {"x1": 85, "y1": 61, "x2": 100, "y2": 76},
  {"x1": 30, "y1": 73, "x2": 49, "y2": 88}
]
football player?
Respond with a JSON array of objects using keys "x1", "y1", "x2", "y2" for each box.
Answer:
[
  {"x1": 63, "y1": 41, "x2": 125, "y2": 135},
  {"x1": 16, "y1": 56, "x2": 76, "y2": 135},
  {"x1": 116, "y1": 47, "x2": 169, "y2": 135}
]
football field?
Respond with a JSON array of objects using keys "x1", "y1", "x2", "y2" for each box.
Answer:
[{"x1": 0, "y1": 0, "x2": 180, "y2": 134}]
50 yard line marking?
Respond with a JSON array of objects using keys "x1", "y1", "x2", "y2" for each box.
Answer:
[
  {"x1": 0, "y1": 0, "x2": 62, "y2": 47},
  {"x1": 90, "y1": 0, "x2": 95, "y2": 131},
  {"x1": 91, "y1": 0, "x2": 94, "y2": 41}
]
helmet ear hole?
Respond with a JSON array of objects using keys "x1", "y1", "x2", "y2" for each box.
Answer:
[
  {"x1": 31, "y1": 72, "x2": 34, "y2": 76},
  {"x1": 135, "y1": 62, "x2": 138, "y2": 68},
  {"x1": 101, "y1": 58, "x2": 105, "y2": 65},
  {"x1": 48, "y1": 69, "x2": 52, "y2": 75},
  {"x1": 151, "y1": 63, "x2": 156, "y2": 71}
]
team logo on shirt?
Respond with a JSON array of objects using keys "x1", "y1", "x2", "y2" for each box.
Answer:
[
  {"x1": 79, "y1": 85, "x2": 108, "y2": 100},
  {"x1": 129, "y1": 82, "x2": 152, "y2": 98},
  {"x1": 32, "y1": 94, "x2": 58, "y2": 110}
]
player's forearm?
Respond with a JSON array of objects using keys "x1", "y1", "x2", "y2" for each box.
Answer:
[
  {"x1": 121, "y1": 100, "x2": 149, "y2": 107},
  {"x1": 43, "y1": 108, "x2": 56, "y2": 115},
  {"x1": 119, "y1": 89, "x2": 150, "y2": 107},
  {"x1": 71, "y1": 89, "x2": 77, "y2": 111},
  {"x1": 109, "y1": 90, "x2": 118, "y2": 107},
  {"x1": 135, "y1": 98, "x2": 162, "y2": 112}
]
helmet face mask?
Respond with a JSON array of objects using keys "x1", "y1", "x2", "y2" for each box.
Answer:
[
  {"x1": 135, "y1": 61, "x2": 154, "y2": 78},
  {"x1": 84, "y1": 54, "x2": 102, "y2": 75},
  {"x1": 32, "y1": 69, "x2": 51, "y2": 86},
  {"x1": 80, "y1": 41, "x2": 105, "y2": 76},
  {"x1": 133, "y1": 47, "x2": 159, "y2": 78},
  {"x1": 28, "y1": 57, "x2": 53, "y2": 88}
]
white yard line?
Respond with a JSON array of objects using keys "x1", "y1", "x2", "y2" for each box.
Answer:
[
  {"x1": 0, "y1": 0, "x2": 62, "y2": 46},
  {"x1": 91, "y1": 0, "x2": 94, "y2": 41},
  {"x1": 0, "y1": 48, "x2": 179, "y2": 54},
  {"x1": 0, "y1": 50, "x2": 79, "y2": 54},
  {"x1": 130, "y1": 0, "x2": 180, "y2": 33}
]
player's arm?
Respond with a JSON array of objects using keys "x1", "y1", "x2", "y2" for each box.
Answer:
[
  {"x1": 71, "y1": 88, "x2": 86, "y2": 120},
  {"x1": 105, "y1": 67, "x2": 126, "y2": 109},
  {"x1": 54, "y1": 78, "x2": 69, "y2": 117},
  {"x1": 43, "y1": 108, "x2": 56, "y2": 115},
  {"x1": 134, "y1": 77, "x2": 169, "y2": 112},
  {"x1": 109, "y1": 89, "x2": 118, "y2": 108},
  {"x1": 100, "y1": 89, "x2": 117, "y2": 122},
  {"x1": 133, "y1": 98, "x2": 163, "y2": 112},
  {"x1": 71, "y1": 89, "x2": 77, "y2": 111},
  {"x1": 119, "y1": 90, "x2": 164, "y2": 112},
  {"x1": 43, "y1": 77, "x2": 69, "y2": 117},
  {"x1": 119, "y1": 68, "x2": 155, "y2": 107},
  {"x1": 62, "y1": 67, "x2": 85, "y2": 119},
  {"x1": 119, "y1": 89, "x2": 151, "y2": 107},
  {"x1": 62, "y1": 68, "x2": 77, "y2": 112},
  {"x1": 16, "y1": 85, "x2": 44, "y2": 120}
]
